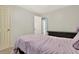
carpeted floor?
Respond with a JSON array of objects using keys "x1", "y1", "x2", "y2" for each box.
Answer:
[{"x1": 0, "y1": 48, "x2": 13, "y2": 54}]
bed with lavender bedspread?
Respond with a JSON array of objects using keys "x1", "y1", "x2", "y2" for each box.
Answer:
[{"x1": 13, "y1": 33, "x2": 79, "y2": 54}]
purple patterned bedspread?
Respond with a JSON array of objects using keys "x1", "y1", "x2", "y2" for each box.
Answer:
[{"x1": 13, "y1": 34, "x2": 79, "y2": 54}]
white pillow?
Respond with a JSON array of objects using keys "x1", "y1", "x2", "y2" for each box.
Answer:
[
  {"x1": 73, "y1": 32, "x2": 79, "y2": 42},
  {"x1": 73, "y1": 32, "x2": 79, "y2": 50}
]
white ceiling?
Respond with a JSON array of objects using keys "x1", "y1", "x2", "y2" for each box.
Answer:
[{"x1": 19, "y1": 5, "x2": 69, "y2": 15}]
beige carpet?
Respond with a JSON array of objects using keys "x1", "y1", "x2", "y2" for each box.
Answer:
[{"x1": 0, "y1": 48, "x2": 13, "y2": 54}]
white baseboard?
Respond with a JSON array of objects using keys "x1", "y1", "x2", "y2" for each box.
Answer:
[{"x1": 0, "y1": 47, "x2": 12, "y2": 51}]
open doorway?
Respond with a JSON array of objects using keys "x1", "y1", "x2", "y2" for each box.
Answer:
[
  {"x1": 34, "y1": 16, "x2": 48, "y2": 35},
  {"x1": 42, "y1": 16, "x2": 48, "y2": 35}
]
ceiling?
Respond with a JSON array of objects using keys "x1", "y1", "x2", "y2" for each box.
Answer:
[{"x1": 19, "y1": 5, "x2": 69, "y2": 15}]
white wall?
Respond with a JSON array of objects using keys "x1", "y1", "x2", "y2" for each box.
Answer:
[
  {"x1": 44, "y1": 6, "x2": 79, "y2": 32},
  {"x1": 9, "y1": 6, "x2": 37, "y2": 46}
]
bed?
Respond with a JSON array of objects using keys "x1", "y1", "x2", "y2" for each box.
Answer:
[{"x1": 12, "y1": 32, "x2": 79, "y2": 54}]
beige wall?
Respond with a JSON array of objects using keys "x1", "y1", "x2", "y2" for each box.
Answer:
[{"x1": 44, "y1": 6, "x2": 79, "y2": 32}]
